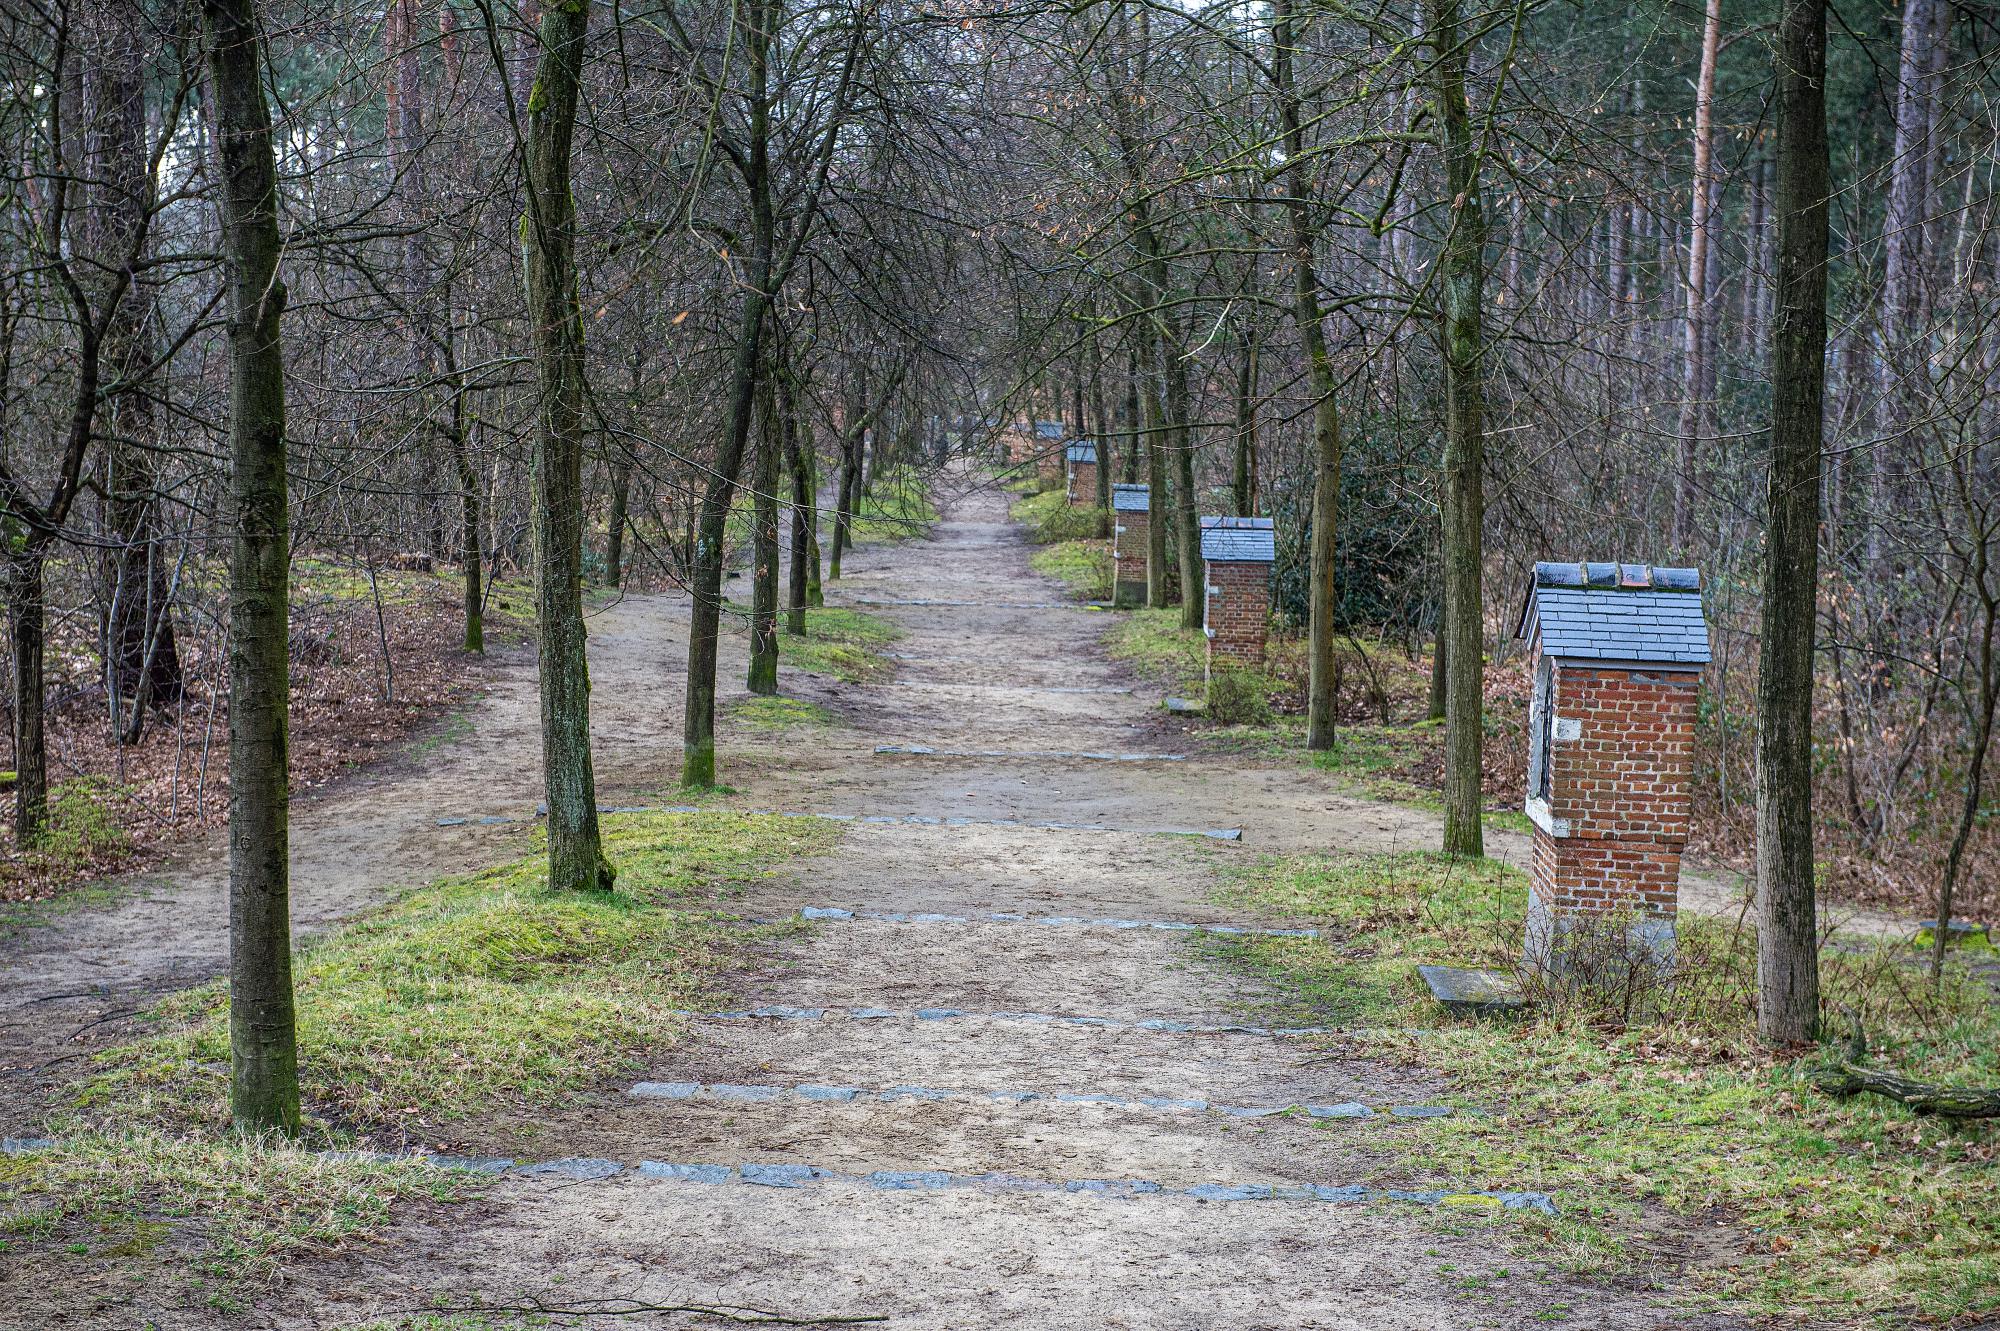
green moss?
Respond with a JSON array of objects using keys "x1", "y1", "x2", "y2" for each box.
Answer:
[
  {"x1": 728, "y1": 602, "x2": 899, "y2": 682},
  {"x1": 728, "y1": 695, "x2": 835, "y2": 731},
  {"x1": 1206, "y1": 849, "x2": 2000, "y2": 1324},
  {"x1": 82, "y1": 812, "x2": 839, "y2": 1130}
]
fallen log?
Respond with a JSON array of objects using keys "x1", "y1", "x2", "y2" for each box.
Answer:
[
  {"x1": 1808, "y1": 1008, "x2": 2000, "y2": 1119},
  {"x1": 1808, "y1": 1063, "x2": 2000, "y2": 1119}
]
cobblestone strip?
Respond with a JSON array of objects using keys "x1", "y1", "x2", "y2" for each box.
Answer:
[{"x1": 625, "y1": 1079, "x2": 1463, "y2": 1121}]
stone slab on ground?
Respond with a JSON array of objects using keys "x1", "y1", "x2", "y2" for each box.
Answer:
[{"x1": 1417, "y1": 964, "x2": 1527, "y2": 1017}]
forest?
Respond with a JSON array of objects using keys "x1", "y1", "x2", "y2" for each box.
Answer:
[{"x1": 0, "y1": 0, "x2": 1997, "y2": 1323}]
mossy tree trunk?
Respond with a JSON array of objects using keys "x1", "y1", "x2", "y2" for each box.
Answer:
[
  {"x1": 1756, "y1": 0, "x2": 1830, "y2": 1047},
  {"x1": 1430, "y1": 0, "x2": 1488, "y2": 858},
  {"x1": 1273, "y1": 0, "x2": 1344, "y2": 753},
  {"x1": 521, "y1": 0, "x2": 614, "y2": 891},
  {"x1": 203, "y1": 0, "x2": 300, "y2": 1133}
]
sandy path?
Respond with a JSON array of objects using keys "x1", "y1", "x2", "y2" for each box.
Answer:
[{"x1": 5, "y1": 474, "x2": 1749, "y2": 1329}]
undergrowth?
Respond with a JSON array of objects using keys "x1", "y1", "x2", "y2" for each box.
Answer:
[
  {"x1": 1206, "y1": 849, "x2": 2000, "y2": 1326},
  {"x1": 850, "y1": 466, "x2": 939, "y2": 543},
  {"x1": 1010, "y1": 487, "x2": 1103, "y2": 544}
]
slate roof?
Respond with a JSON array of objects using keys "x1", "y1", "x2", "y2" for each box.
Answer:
[
  {"x1": 1034, "y1": 420, "x2": 1065, "y2": 440},
  {"x1": 1066, "y1": 441, "x2": 1098, "y2": 464},
  {"x1": 1199, "y1": 516, "x2": 1276, "y2": 564},
  {"x1": 1111, "y1": 483, "x2": 1150, "y2": 513},
  {"x1": 1516, "y1": 561, "x2": 1710, "y2": 665}
]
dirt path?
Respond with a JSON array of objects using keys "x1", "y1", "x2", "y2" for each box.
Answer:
[{"x1": 0, "y1": 474, "x2": 1741, "y2": 1330}]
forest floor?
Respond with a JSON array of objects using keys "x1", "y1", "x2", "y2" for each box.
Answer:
[{"x1": 2, "y1": 470, "x2": 1994, "y2": 1329}]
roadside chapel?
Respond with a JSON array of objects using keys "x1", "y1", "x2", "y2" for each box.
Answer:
[
  {"x1": 1111, "y1": 484, "x2": 1150, "y2": 607},
  {"x1": 1199, "y1": 517, "x2": 1275, "y2": 673},
  {"x1": 1516, "y1": 561, "x2": 1709, "y2": 979},
  {"x1": 1065, "y1": 441, "x2": 1100, "y2": 506}
]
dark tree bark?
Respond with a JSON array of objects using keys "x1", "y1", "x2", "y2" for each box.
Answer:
[
  {"x1": 1273, "y1": 0, "x2": 1343, "y2": 751},
  {"x1": 603, "y1": 443, "x2": 634, "y2": 588},
  {"x1": 1231, "y1": 320, "x2": 1259, "y2": 516},
  {"x1": 682, "y1": 0, "x2": 781, "y2": 788},
  {"x1": 521, "y1": 0, "x2": 613, "y2": 891},
  {"x1": 1165, "y1": 337, "x2": 1201, "y2": 631},
  {"x1": 1120, "y1": 347, "x2": 1141, "y2": 485},
  {"x1": 748, "y1": 345, "x2": 781, "y2": 694},
  {"x1": 445, "y1": 350, "x2": 483, "y2": 653},
  {"x1": 1756, "y1": 0, "x2": 1830, "y2": 1047},
  {"x1": 1672, "y1": 0, "x2": 1722, "y2": 554},
  {"x1": 1143, "y1": 329, "x2": 1169, "y2": 610},
  {"x1": 783, "y1": 359, "x2": 816, "y2": 634},
  {"x1": 90, "y1": 5, "x2": 183, "y2": 738},
  {"x1": 202, "y1": 0, "x2": 300, "y2": 1133},
  {"x1": 1430, "y1": 0, "x2": 1488, "y2": 858}
]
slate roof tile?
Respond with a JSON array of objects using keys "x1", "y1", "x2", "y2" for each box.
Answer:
[
  {"x1": 1518, "y1": 563, "x2": 1710, "y2": 664},
  {"x1": 1111, "y1": 483, "x2": 1150, "y2": 513},
  {"x1": 1199, "y1": 516, "x2": 1276, "y2": 564}
]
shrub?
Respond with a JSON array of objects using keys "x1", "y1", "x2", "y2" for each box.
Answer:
[{"x1": 1205, "y1": 668, "x2": 1274, "y2": 726}]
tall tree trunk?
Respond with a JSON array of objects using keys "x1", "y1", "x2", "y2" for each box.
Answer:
[
  {"x1": 521, "y1": 0, "x2": 613, "y2": 890},
  {"x1": 203, "y1": 0, "x2": 300, "y2": 1133},
  {"x1": 784, "y1": 362, "x2": 816, "y2": 634},
  {"x1": 1757, "y1": 0, "x2": 1830, "y2": 1047},
  {"x1": 1930, "y1": 529, "x2": 1994, "y2": 982},
  {"x1": 1232, "y1": 321, "x2": 1259, "y2": 515},
  {"x1": 1120, "y1": 347, "x2": 1141, "y2": 484},
  {"x1": 1273, "y1": 0, "x2": 1345, "y2": 752},
  {"x1": 1431, "y1": 0, "x2": 1489, "y2": 857},
  {"x1": 90, "y1": 7, "x2": 183, "y2": 739},
  {"x1": 603, "y1": 447, "x2": 634, "y2": 587},
  {"x1": 1143, "y1": 330, "x2": 1169, "y2": 610},
  {"x1": 748, "y1": 347, "x2": 780, "y2": 693},
  {"x1": 1165, "y1": 332, "x2": 1201, "y2": 631},
  {"x1": 6, "y1": 552, "x2": 48, "y2": 843},
  {"x1": 604, "y1": 352, "x2": 639, "y2": 588},
  {"x1": 1673, "y1": 0, "x2": 1722, "y2": 555},
  {"x1": 1871, "y1": 0, "x2": 1941, "y2": 572},
  {"x1": 682, "y1": 0, "x2": 779, "y2": 789},
  {"x1": 442, "y1": 344, "x2": 484, "y2": 653}
]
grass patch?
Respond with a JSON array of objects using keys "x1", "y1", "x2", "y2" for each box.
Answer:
[
  {"x1": 1207, "y1": 849, "x2": 2000, "y2": 1325},
  {"x1": 24, "y1": 778, "x2": 134, "y2": 878},
  {"x1": 728, "y1": 695, "x2": 836, "y2": 731},
  {"x1": 80, "y1": 812, "x2": 838, "y2": 1132},
  {"x1": 1030, "y1": 540, "x2": 1111, "y2": 600},
  {"x1": 3, "y1": 810, "x2": 839, "y2": 1296},
  {"x1": 851, "y1": 467, "x2": 938, "y2": 544},
  {"x1": 0, "y1": 1130, "x2": 467, "y2": 1297},
  {"x1": 1010, "y1": 487, "x2": 1103, "y2": 544},
  {"x1": 726, "y1": 602, "x2": 901, "y2": 682},
  {"x1": 1107, "y1": 606, "x2": 1205, "y2": 692}
]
